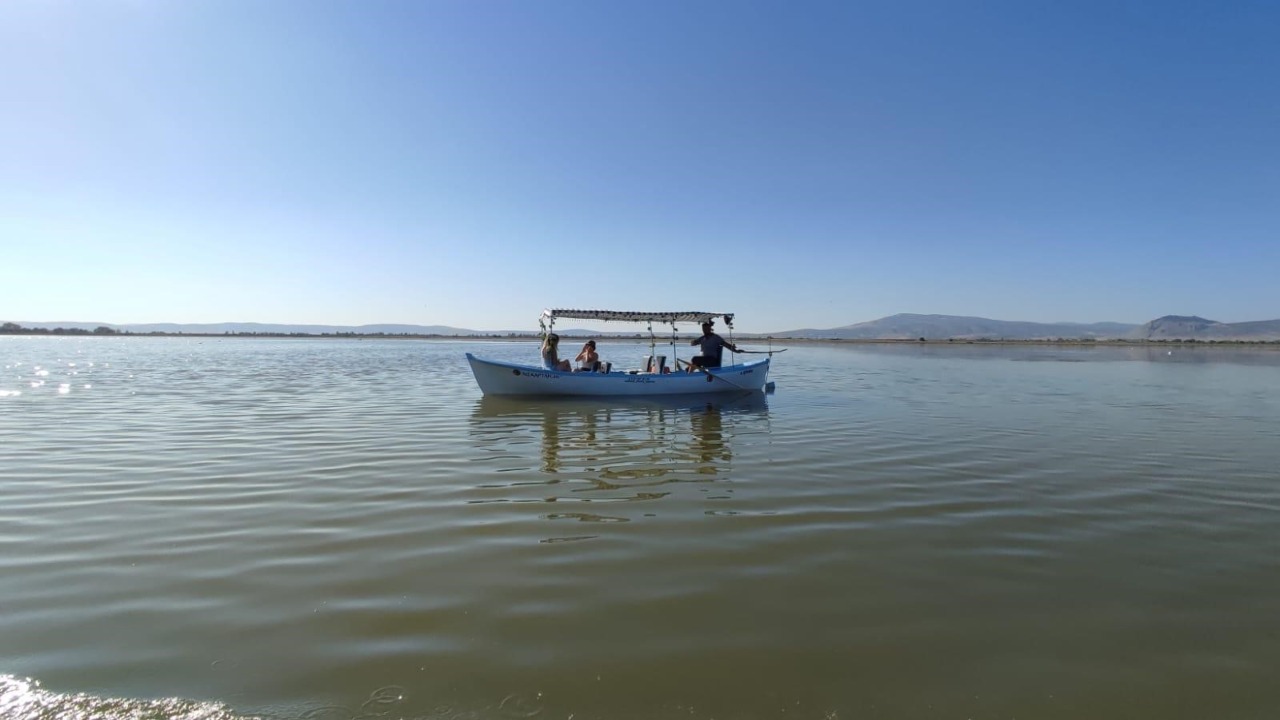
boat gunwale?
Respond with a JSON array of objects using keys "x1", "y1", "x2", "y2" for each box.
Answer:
[
  {"x1": 465, "y1": 353, "x2": 771, "y2": 397},
  {"x1": 465, "y1": 352, "x2": 769, "y2": 376}
]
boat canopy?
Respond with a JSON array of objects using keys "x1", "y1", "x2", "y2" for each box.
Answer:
[{"x1": 543, "y1": 309, "x2": 734, "y2": 326}]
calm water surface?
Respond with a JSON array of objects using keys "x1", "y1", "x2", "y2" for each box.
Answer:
[{"x1": 2, "y1": 337, "x2": 1279, "y2": 719}]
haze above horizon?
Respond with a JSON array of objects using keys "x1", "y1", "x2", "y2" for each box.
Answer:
[{"x1": 3, "y1": 1, "x2": 1277, "y2": 334}]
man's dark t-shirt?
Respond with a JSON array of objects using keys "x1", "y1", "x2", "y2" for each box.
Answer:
[{"x1": 693, "y1": 333, "x2": 732, "y2": 367}]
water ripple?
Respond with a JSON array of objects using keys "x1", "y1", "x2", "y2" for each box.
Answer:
[{"x1": 3, "y1": 338, "x2": 1280, "y2": 719}]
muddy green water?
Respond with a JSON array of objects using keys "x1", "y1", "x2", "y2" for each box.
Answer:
[{"x1": 2, "y1": 337, "x2": 1278, "y2": 719}]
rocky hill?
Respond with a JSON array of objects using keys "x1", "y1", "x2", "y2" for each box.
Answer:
[
  {"x1": 778, "y1": 314, "x2": 1138, "y2": 340},
  {"x1": 1133, "y1": 316, "x2": 1280, "y2": 341}
]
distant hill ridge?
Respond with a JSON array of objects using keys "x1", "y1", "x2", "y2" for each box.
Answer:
[
  {"x1": 4, "y1": 321, "x2": 488, "y2": 336},
  {"x1": 7, "y1": 314, "x2": 1280, "y2": 340},
  {"x1": 777, "y1": 313, "x2": 1280, "y2": 341},
  {"x1": 778, "y1": 313, "x2": 1138, "y2": 340},
  {"x1": 1137, "y1": 315, "x2": 1280, "y2": 341}
]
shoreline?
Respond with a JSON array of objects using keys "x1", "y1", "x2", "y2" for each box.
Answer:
[{"x1": 3, "y1": 331, "x2": 1278, "y2": 347}]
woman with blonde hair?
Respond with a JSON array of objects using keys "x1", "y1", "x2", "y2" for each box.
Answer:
[{"x1": 541, "y1": 333, "x2": 571, "y2": 371}]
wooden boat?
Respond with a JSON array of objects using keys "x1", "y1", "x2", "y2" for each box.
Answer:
[{"x1": 466, "y1": 309, "x2": 777, "y2": 397}]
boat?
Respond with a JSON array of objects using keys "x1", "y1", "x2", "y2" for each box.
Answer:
[{"x1": 465, "y1": 309, "x2": 779, "y2": 397}]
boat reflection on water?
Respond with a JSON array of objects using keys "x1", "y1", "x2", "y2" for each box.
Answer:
[
  {"x1": 689, "y1": 397, "x2": 729, "y2": 471},
  {"x1": 468, "y1": 392, "x2": 769, "y2": 501}
]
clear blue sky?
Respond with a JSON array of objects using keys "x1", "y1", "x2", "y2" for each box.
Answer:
[{"x1": 3, "y1": 1, "x2": 1277, "y2": 333}]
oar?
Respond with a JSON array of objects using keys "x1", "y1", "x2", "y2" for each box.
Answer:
[
  {"x1": 733, "y1": 348, "x2": 787, "y2": 355},
  {"x1": 675, "y1": 358, "x2": 755, "y2": 391},
  {"x1": 703, "y1": 367, "x2": 755, "y2": 391}
]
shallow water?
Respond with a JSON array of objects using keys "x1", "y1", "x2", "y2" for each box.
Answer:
[{"x1": 2, "y1": 337, "x2": 1279, "y2": 719}]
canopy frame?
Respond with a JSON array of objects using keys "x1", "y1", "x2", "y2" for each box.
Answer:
[
  {"x1": 541, "y1": 309, "x2": 735, "y2": 327},
  {"x1": 539, "y1": 309, "x2": 737, "y2": 370}
]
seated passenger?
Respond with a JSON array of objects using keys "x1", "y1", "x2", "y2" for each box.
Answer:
[
  {"x1": 541, "y1": 333, "x2": 572, "y2": 371},
  {"x1": 575, "y1": 340, "x2": 600, "y2": 371}
]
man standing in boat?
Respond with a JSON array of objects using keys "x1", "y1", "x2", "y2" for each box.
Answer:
[{"x1": 688, "y1": 321, "x2": 741, "y2": 371}]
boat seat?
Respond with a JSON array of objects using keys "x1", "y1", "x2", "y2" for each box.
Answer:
[{"x1": 643, "y1": 355, "x2": 667, "y2": 373}]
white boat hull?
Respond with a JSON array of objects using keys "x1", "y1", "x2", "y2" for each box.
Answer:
[{"x1": 466, "y1": 353, "x2": 770, "y2": 397}]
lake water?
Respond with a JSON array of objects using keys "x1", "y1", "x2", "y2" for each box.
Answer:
[{"x1": 2, "y1": 336, "x2": 1279, "y2": 720}]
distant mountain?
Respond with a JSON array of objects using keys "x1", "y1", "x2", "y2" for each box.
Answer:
[
  {"x1": 777, "y1": 314, "x2": 1138, "y2": 340},
  {"x1": 125, "y1": 322, "x2": 489, "y2": 335},
  {"x1": 7, "y1": 321, "x2": 490, "y2": 336},
  {"x1": 1133, "y1": 316, "x2": 1280, "y2": 341},
  {"x1": 3, "y1": 321, "x2": 117, "y2": 331},
  {"x1": 10, "y1": 314, "x2": 1280, "y2": 340}
]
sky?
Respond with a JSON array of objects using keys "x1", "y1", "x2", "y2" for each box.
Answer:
[{"x1": 2, "y1": 0, "x2": 1278, "y2": 334}]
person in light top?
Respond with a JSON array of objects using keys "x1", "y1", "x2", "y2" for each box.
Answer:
[
  {"x1": 574, "y1": 340, "x2": 600, "y2": 371},
  {"x1": 688, "y1": 321, "x2": 740, "y2": 371}
]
